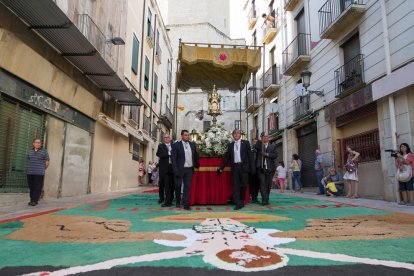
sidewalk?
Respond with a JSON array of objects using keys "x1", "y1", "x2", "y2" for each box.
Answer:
[{"x1": 1, "y1": 187, "x2": 414, "y2": 223}]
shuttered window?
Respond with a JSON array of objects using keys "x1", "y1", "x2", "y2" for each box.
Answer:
[
  {"x1": 153, "y1": 73, "x2": 158, "y2": 102},
  {"x1": 144, "y1": 56, "x2": 150, "y2": 90},
  {"x1": 131, "y1": 34, "x2": 139, "y2": 75}
]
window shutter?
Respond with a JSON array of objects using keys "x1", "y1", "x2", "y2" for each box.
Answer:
[{"x1": 131, "y1": 34, "x2": 139, "y2": 74}]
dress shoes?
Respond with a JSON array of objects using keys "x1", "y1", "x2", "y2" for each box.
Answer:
[
  {"x1": 161, "y1": 203, "x2": 172, "y2": 207},
  {"x1": 176, "y1": 203, "x2": 182, "y2": 208},
  {"x1": 262, "y1": 201, "x2": 270, "y2": 206},
  {"x1": 251, "y1": 199, "x2": 259, "y2": 204},
  {"x1": 183, "y1": 205, "x2": 191, "y2": 210},
  {"x1": 233, "y1": 205, "x2": 243, "y2": 210},
  {"x1": 28, "y1": 202, "x2": 37, "y2": 206},
  {"x1": 158, "y1": 199, "x2": 164, "y2": 204}
]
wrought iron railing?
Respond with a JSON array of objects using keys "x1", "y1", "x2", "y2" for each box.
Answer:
[
  {"x1": 248, "y1": 4, "x2": 257, "y2": 27},
  {"x1": 283, "y1": 33, "x2": 310, "y2": 71},
  {"x1": 293, "y1": 94, "x2": 310, "y2": 120},
  {"x1": 341, "y1": 129, "x2": 380, "y2": 165},
  {"x1": 76, "y1": 14, "x2": 106, "y2": 56},
  {"x1": 167, "y1": 69, "x2": 172, "y2": 86},
  {"x1": 261, "y1": 64, "x2": 279, "y2": 89},
  {"x1": 335, "y1": 54, "x2": 364, "y2": 97},
  {"x1": 143, "y1": 115, "x2": 151, "y2": 134},
  {"x1": 319, "y1": 0, "x2": 363, "y2": 35},
  {"x1": 246, "y1": 89, "x2": 260, "y2": 109},
  {"x1": 164, "y1": 104, "x2": 173, "y2": 124},
  {"x1": 128, "y1": 106, "x2": 139, "y2": 125}
]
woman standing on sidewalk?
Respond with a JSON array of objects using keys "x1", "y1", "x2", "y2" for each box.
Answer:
[
  {"x1": 138, "y1": 157, "x2": 146, "y2": 185},
  {"x1": 291, "y1": 154, "x2": 303, "y2": 193},
  {"x1": 343, "y1": 145, "x2": 360, "y2": 198},
  {"x1": 396, "y1": 143, "x2": 414, "y2": 206}
]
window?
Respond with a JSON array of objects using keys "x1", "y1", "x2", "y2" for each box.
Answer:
[
  {"x1": 144, "y1": 56, "x2": 150, "y2": 90},
  {"x1": 234, "y1": 120, "x2": 241, "y2": 130},
  {"x1": 153, "y1": 73, "x2": 158, "y2": 102},
  {"x1": 269, "y1": 47, "x2": 275, "y2": 66},
  {"x1": 341, "y1": 129, "x2": 380, "y2": 165},
  {"x1": 147, "y1": 8, "x2": 152, "y2": 36},
  {"x1": 131, "y1": 34, "x2": 139, "y2": 75}
]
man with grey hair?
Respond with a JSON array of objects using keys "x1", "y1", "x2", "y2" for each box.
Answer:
[
  {"x1": 218, "y1": 129, "x2": 255, "y2": 210},
  {"x1": 255, "y1": 132, "x2": 277, "y2": 205}
]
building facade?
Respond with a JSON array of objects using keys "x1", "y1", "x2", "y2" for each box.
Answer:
[{"x1": 243, "y1": 0, "x2": 414, "y2": 201}]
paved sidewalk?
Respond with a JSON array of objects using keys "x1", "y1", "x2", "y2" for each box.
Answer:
[{"x1": 1, "y1": 187, "x2": 414, "y2": 223}]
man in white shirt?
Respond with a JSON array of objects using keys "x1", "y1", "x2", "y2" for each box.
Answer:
[
  {"x1": 171, "y1": 130, "x2": 200, "y2": 210},
  {"x1": 219, "y1": 130, "x2": 254, "y2": 210}
]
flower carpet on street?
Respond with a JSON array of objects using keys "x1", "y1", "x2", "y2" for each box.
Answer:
[{"x1": 0, "y1": 192, "x2": 414, "y2": 275}]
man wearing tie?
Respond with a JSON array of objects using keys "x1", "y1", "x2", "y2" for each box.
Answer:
[
  {"x1": 156, "y1": 133, "x2": 175, "y2": 207},
  {"x1": 171, "y1": 129, "x2": 200, "y2": 210},
  {"x1": 218, "y1": 129, "x2": 255, "y2": 210},
  {"x1": 255, "y1": 132, "x2": 278, "y2": 205}
]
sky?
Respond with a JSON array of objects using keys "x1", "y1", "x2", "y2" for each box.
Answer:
[{"x1": 230, "y1": 0, "x2": 248, "y2": 39}]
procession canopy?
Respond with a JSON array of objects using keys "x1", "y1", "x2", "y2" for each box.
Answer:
[{"x1": 177, "y1": 43, "x2": 262, "y2": 92}]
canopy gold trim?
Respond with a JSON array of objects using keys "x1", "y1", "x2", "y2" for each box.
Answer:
[{"x1": 177, "y1": 43, "x2": 262, "y2": 92}]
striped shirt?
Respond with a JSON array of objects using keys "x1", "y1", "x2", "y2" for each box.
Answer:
[{"x1": 27, "y1": 148, "x2": 50, "y2": 175}]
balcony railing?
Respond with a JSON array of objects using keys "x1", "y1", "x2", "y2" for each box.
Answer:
[
  {"x1": 247, "y1": 4, "x2": 257, "y2": 30},
  {"x1": 143, "y1": 115, "x2": 151, "y2": 134},
  {"x1": 335, "y1": 54, "x2": 364, "y2": 98},
  {"x1": 246, "y1": 89, "x2": 260, "y2": 113},
  {"x1": 155, "y1": 43, "x2": 162, "y2": 64},
  {"x1": 294, "y1": 94, "x2": 311, "y2": 120},
  {"x1": 147, "y1": 24, "x2": 155, "y2": 48},
  {"x1": 261, "y1": 64, "x2": 280, "y2": 98},
  {"x1": 160, "y1": 104, "x2": 173, "y2": 129},
  {"x1": 76, "y1": 14, "x2": 106, "y2": 57},
  {"x1": 128, "y1": 106, "x2": 139, "y2": 126},
  {"x1": 319, "y1": 0, "x2": 366, "y2": 39},
  {"x1": 283, "y1": 33, "x2": 311, "y2": 75},
  {"x1": 284, "y1": 0, "x2": 301, "y2": 11},
  {"x1": 151, "y1": 123, "x2": 158, "y2": 140}
]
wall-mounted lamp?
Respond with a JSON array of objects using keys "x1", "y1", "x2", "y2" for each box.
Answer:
[
  {"x1": 107, "y1": 37, "x2": 125, "y2": 45},
  {"x1": 190, "y1": 129, "x2": 199, "y2": 142},
  {"x1": 301, "y1": 68, "x2": 324, "y2": 97}
]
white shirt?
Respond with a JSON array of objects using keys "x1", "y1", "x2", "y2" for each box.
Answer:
[
  {"x1": 165, "y1": 143, "x2": 171, "y2": 164},
  {"x1": 233, "y1": 140, "x2": 242, "y2": 163},
  {"x1": 263, "y1": 143, "x2": 269, "y2": 169},
  {"x1": 276, "y1": 165, "x2": 287, "y2": 179},
  {"x1": 183, "y1": 141, "x2": 193, "y2": 168}
]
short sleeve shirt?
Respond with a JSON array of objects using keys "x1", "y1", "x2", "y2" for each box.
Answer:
[
  {"x1": 328, "y1": 172, "x2": 343, "y2": 182},
  {"x1": 314, "y1": 155, "x2": 324, "y2": 171},
  {"x1": 27, "y1": 148, "x2": 49, "y2": 175}
]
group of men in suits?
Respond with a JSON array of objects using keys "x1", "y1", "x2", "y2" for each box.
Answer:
[
  {"x1": 156, "y1": 129, "x2": 277, "y2": 211},
  {"x1": 156, "y1": 130, "x2": 199, "y2": 210}
]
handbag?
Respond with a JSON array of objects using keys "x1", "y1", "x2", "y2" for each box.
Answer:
[
  {"x1": 397, "y1": 165, "x2": 412, "y2": 182},
  {"x1": 345, "y1": 162, "x2": 356, "y2": 173}
]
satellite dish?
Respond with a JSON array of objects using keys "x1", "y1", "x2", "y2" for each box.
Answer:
[
  {"x1": 268, "y1": 102, "x2": 278, "y2": 113},
  {"x1": 295, "y1": 83, "x2": 307, "y2": 97}
]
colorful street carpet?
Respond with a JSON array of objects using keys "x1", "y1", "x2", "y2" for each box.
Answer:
[{"x1": 0, "y1": 191, "x2": 414, "y2": 275}]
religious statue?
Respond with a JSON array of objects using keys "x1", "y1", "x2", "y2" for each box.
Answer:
[{"x1": 207, "y1": 85, "x2": 222, "y2": 126}]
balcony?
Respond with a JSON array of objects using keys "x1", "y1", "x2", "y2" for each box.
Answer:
[
  {"x1": 151, "y1": 123, "x2": 158, "y2": 140},
  {"x1": 160, "y1": 104, "x2": 173, "y2": 129},
  {"x1": 319, "y1": 0, "x2": 366, "y2": 39},
  {"x1": 262, "y1": 11, "x2": 278, "y2": 44},
  {"x1": 143, "y1": 115, "x2": 151, "y2": 135},
  {"x1": 294, "y1": 94, "x2": 311, "y2": 121},
  {"x1": 248, "y1": 4, "x2": 257, "y2": 30},
  {"x1": 284, "y1": 0, "x2": 301, "y2": 11},
  {"x1": 335, "y1": 54, "x2": 365, "y2": 98},
  {"x1": 155, "y1": 43, "x2": 162, "y2": 64},
  {"x1": 128, "y1": 106, "x2": 139, "y2": 126},
  {"x1": 146, "y1": 24, "x2": 155, "y2": 48},
  {"x1": 245, "y1": 89, "x2": 260, "y2": 113},
  {"x1": 283, "y1": 33, "x2": 311, "y2": 76},
  {"x1": 260, "y1": 64, "x2": 280, "y2": 98}
]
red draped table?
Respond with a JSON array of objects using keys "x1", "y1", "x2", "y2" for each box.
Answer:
[{"x1": 189, "y1": 157, "x2": 249, "y2": 205}]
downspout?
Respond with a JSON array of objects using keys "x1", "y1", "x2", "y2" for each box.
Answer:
[
  {"x1": 138, "y1": 0, "x2": 147, "y2": 129},
  {"x1": 380, "y1": 0, "x2": 397, "y2": 201},
  {"x1": 262, "y1": 42, "x2": 266, "y2": 132}
]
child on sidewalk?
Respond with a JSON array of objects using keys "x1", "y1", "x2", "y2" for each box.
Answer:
[{"x1": 274, "y1": 161, "x2": 287, "y2": 193}]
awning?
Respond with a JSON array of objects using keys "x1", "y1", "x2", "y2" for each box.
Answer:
[
  {"x1": 0, "y1": 0, "x2": 141, "y2": 106},
  {"x1": 177, "y1": 43, "x2": 262, "y2": 92}
]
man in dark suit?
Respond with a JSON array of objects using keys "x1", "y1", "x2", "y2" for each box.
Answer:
[
  {"x1": 218, "y1": 129, "x2": 255, "y2": 210},
  {"x1": 171, "y1": 129, "x2": 200, "y2": 210},
  {"x1": 255, "y1": 132, "x2": 278, "y2": 205},
  {"x1": 156, "y1": 133, "x2": 174, "y2": 207}
]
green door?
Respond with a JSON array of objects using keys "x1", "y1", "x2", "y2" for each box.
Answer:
[{"x1": 0, "y1": 96, "x2": 45, "y2": 192}]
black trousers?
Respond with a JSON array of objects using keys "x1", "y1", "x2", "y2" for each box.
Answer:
[
  {"x1": 27, "y1": 174, "x2": 44, "y2": 203},
  {"x1": 258, "y1": 169, "x2": 272, "y2": 203},
  {"x1": 249, "y1": 172, "x2": 260, "y2": 200},
  {"x1": 174, "y1": 167, "x2": 194, "y2": 207},
  {"x1": 231, "y1": 163, "x2": 248, "y2": 208},
  {"x1": 161, "y1": 166, "x2": 175, "y2": 204}
]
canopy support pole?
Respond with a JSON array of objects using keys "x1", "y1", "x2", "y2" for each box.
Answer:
[{"x1": 172, "y1": 39, "x2": 181, "y2": 140}]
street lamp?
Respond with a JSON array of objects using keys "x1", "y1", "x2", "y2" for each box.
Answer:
[
  {"x1": 107, "y1": 37, "x2": 125, "y2": 45},
  {"x1": 301, "y1": 68, "x2": 324, "y2": 97},
  {"x1": 190, "y1": 129, "x2": 199, "y2": 142}
]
